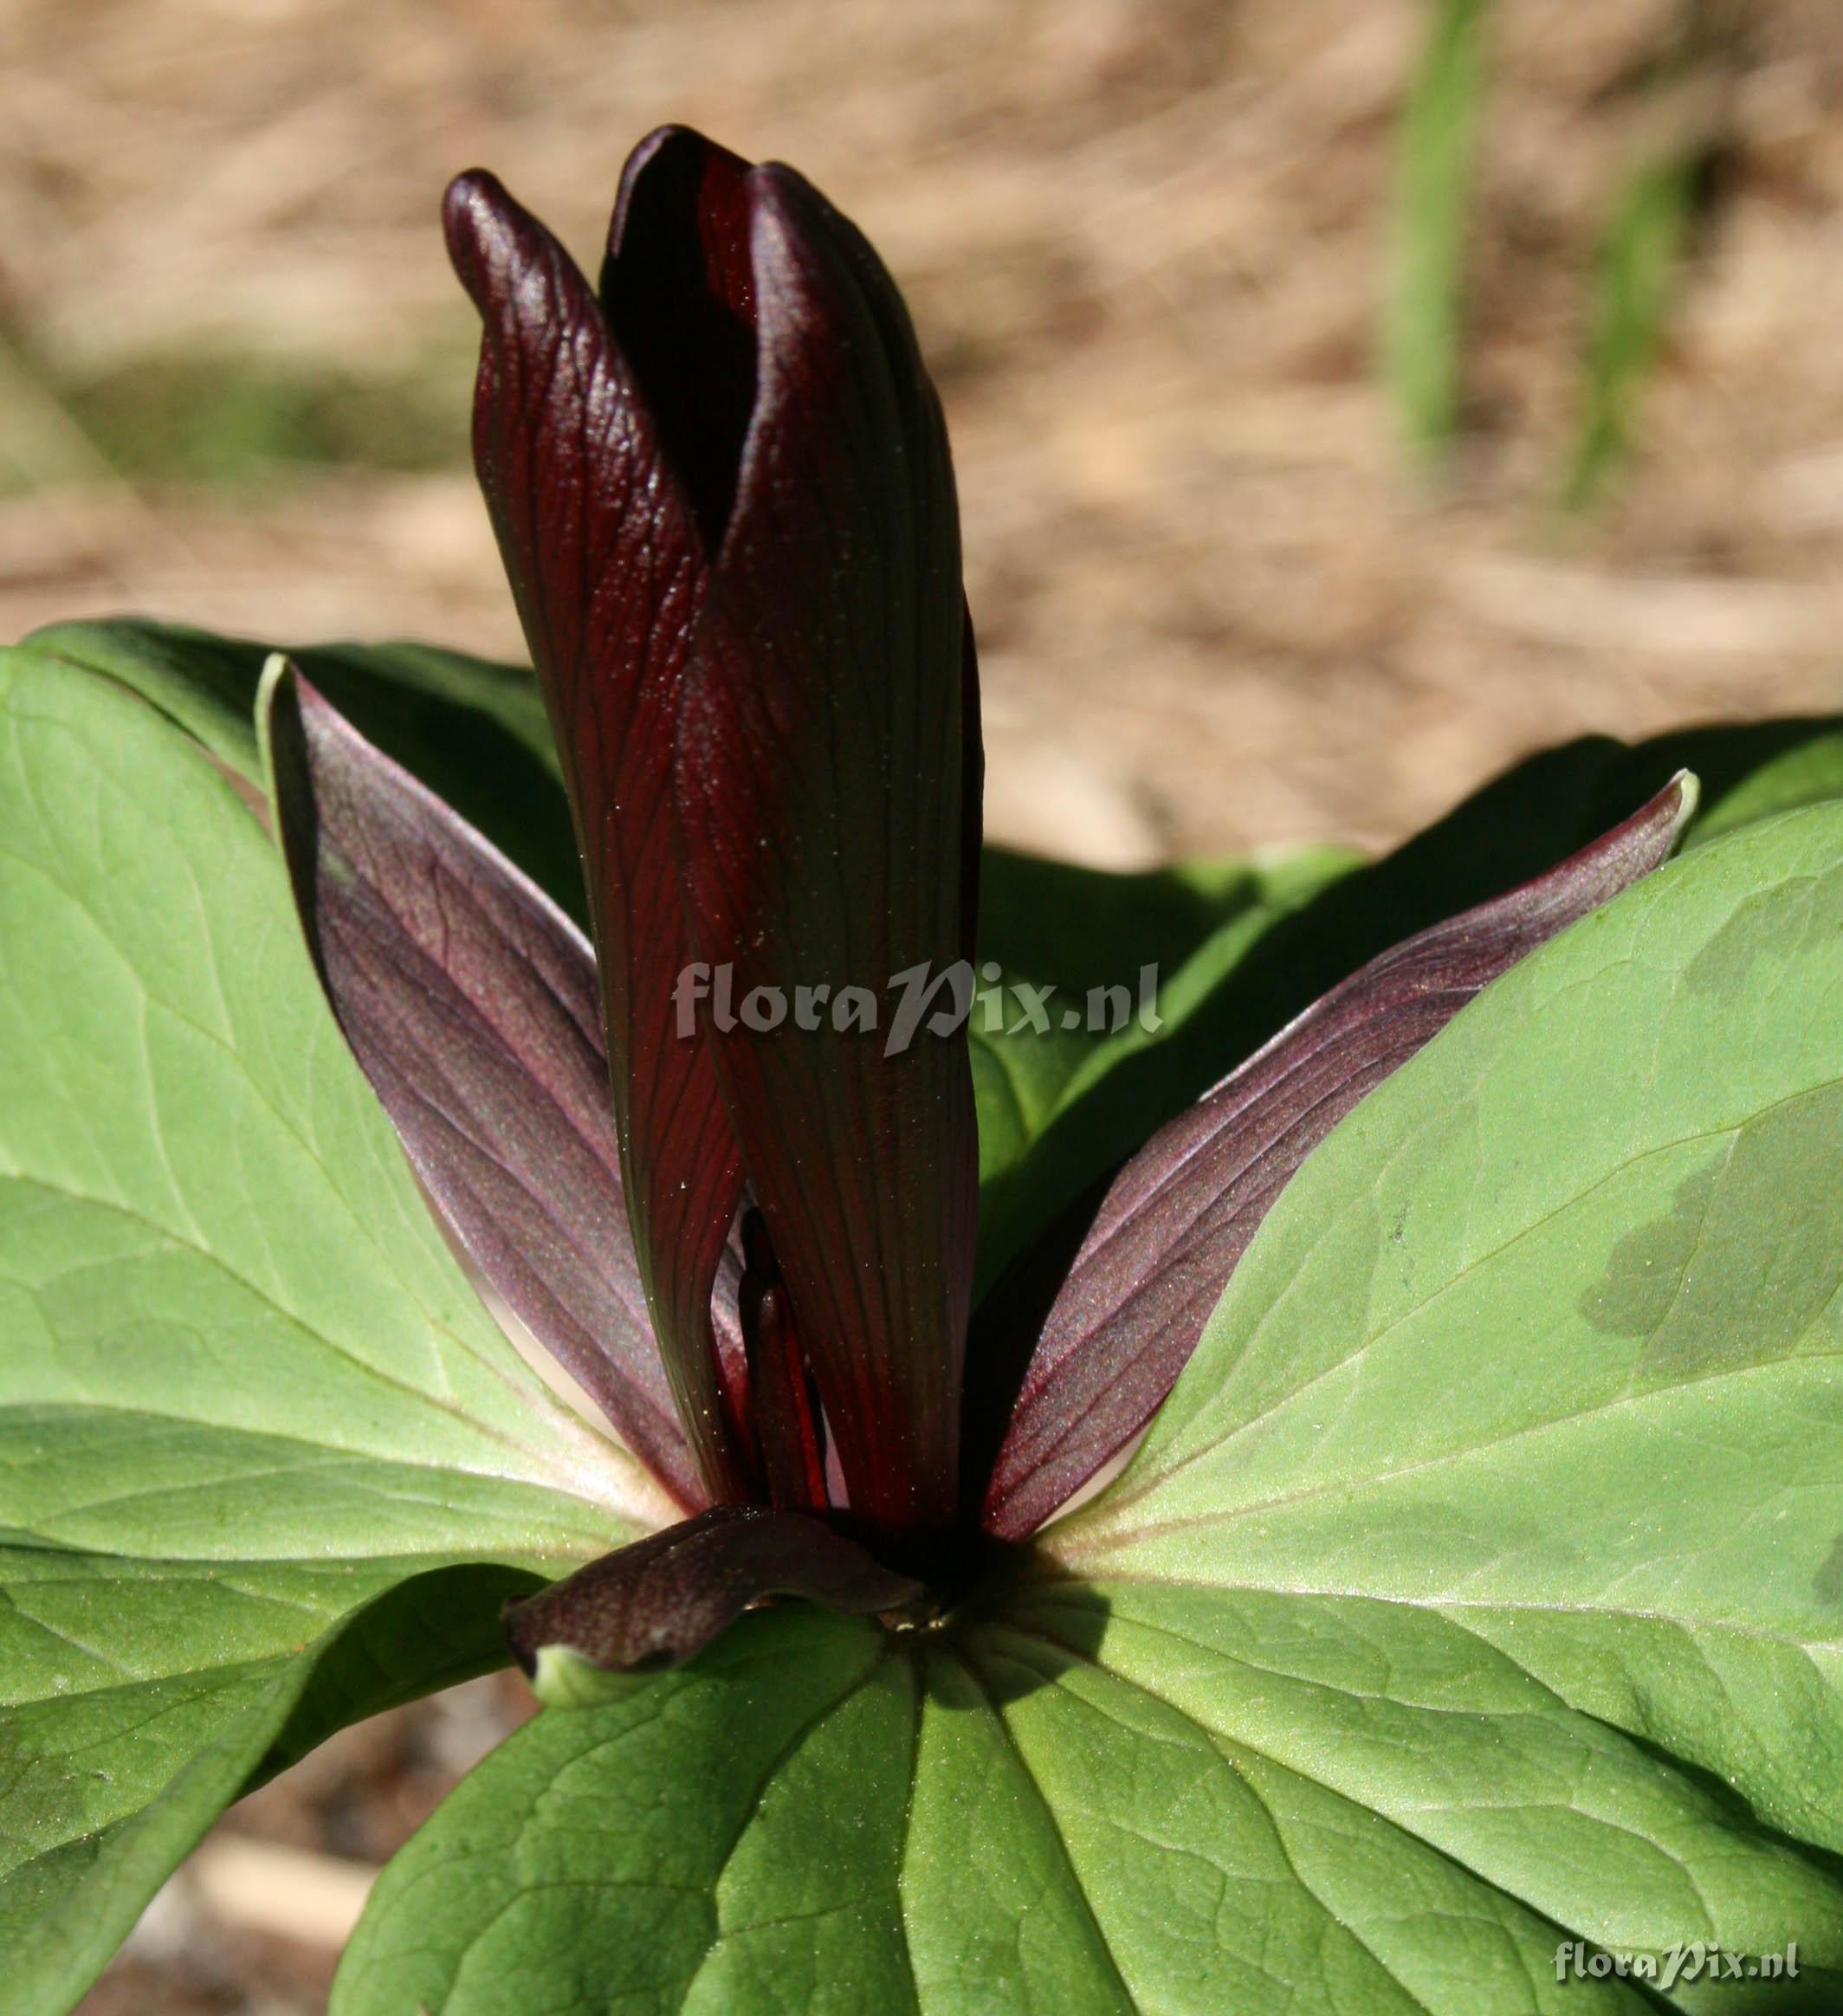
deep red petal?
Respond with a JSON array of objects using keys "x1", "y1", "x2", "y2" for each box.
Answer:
[
  {"x1": 673, "y1": 165, "x2": 980, "y2": 1532},
  {"x1": 502, "y1": 1505, "x2": 921, "y2": 1673},
  {"x1": 738, "y1": 1209, "x2": 828, "y2": 1514},
  {"x1": 262, "y1": 662, "x2": 713, "y2": 1506},
  {"x1": 600, "y1": 125, "x2": 758, "y2": 551},
  {"x1": 980, "y1": 774, "x2": 1697, "y2": 1540},
  {"x1": 958, "y1": 604, "x2": 986, "y2": 967},
  {"x1": 444, "y1": 168, "x2": 750, "y2": 1501}
]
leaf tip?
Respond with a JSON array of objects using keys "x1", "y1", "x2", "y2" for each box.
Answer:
[
  {"x1": 255, "y1": 652, "x2": 307, "y2": 840},
  {"x1": 254, "y1": 646, "x2": 293, "y2": 706},
  {"x1": 524, "y1": 1640, "x2": 651, "y2": 1711},
  {"x1": 1662, "y1": 766, "x2": 1700, "y2": 845}
]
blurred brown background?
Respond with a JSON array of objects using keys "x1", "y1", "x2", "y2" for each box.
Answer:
[{"x1": 5, "y1": 0, "x2": 1833, "y2": 2006}]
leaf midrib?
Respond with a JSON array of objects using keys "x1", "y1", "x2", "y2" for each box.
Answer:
[
  {"x1": 932, "y1": 1642, "x2": 1140, "y2": 2015},
  {"x1": 0, "y1": 778, "x2": 623, "y2": 1489},
  {"x1": 1013, "y1": 1573, "x2": 1843, "y2": 1662},
  {"x1": 0, "y1": 1173, "x2": 637, "y2": 1519},
  {"x1": 972, "y1": 1615, "x2": 1736, "y2": 1985}
]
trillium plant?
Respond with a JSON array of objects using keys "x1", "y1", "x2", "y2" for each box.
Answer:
[{"x1": 4, "y1": 126, "x2": 1841, "y2": 2016}]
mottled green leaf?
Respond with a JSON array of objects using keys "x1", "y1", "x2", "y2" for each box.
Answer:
[
  {"x1": 330, "y1": 805, "x2": 1843, "y2": 2016},
  {"x1": 0, "y1": 1554, "x2": 532, "y2": 2016},
  {"x1": 14, "y1": 624, "x2": 1843, "y2": 2013},
  {"x1": 1689, "y1": 731, "x2": 1843, "y2": 849},
  {"x1": 0, "y1": 649, "x2": 664, "y2": 2008},
  {"x1": 1057, "y1": 803, "x2": 1843, "y2": 1887}
]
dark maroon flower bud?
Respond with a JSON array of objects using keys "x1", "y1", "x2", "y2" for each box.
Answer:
[
  {"x1": 443, "y1": 128, "x2": 980, "y2": 1532},
  {"x1": 263, "y1": 124, "x2": 1695, "y2": 1680}
]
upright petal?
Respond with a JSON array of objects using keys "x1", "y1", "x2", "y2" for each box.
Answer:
[
  {"x1": 674, "y1": 166, "x2": 980, "y2": 1532},
  {"x1": 980, "y1": 775, "x2": 1698, "y2": 1540},
  {"x1": 444, "y1": 167, "x2": 748, "y2": 1500},
  {"x1": 600, "y1": 125, "x2": 758, "y2": 552}
]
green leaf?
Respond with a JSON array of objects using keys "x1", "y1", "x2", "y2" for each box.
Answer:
[
  {"x1": 1688, "y1": 731, "x2": 1843, "y2": 849},
  {"x1": 898, "y1": 1641, "x2": 1132, "y2": 2009},
  {"x1": 968, "y1": 1583, "x2": 1833, "y2": 2013},
  {"x1": 338, "y1": 1590, "x2": 1755, "y2": 2014},
  {"x1": 0, "y1": 1555, "x2": 531, "y2": 2016},
  {"x1": 0, "y1": 648, "x2": 664, "y2": 2006},
  {"x1": 21, "y1": 617, "x2": 583, "y2": 921},
  {"x1": 1056, "y1": 801, "x2": 1843, "y2": 1877},
  {"x1": 1384, "y1": 0, "x2": 1488, "y2": 454},
  {"x1": 333, "y1": 1607, "x2": 917, "y2": 2016},
  {"x1": 0, "y1": 645, "x2": 661, "y2": 1551},
  {"x1": 16, "y1": 621, "x2": 1843, "y2": 2007}
]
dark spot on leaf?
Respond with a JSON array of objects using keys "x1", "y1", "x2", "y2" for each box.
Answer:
[
  {"x1": 1581, "y1": 1081, "x2": 1843, "y2": 1382},
  {"x1": 1684, "y1": 866, "x2": 1843, "y2": 1004},
  {"x1": 1814, "y1": 1533, "x2": 1843, "y2": 1606},
  {"x1": 1578, "y1": 1160, "x2": 1719, "y2": 1341}
]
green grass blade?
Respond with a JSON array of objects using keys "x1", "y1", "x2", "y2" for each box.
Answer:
[
  {"x1": 1563, "y1": 150, "x2": 1697, "y2": 510},
  {"x1": 1383, "y1": 0, "x2": 1489, "y2": 457}
]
